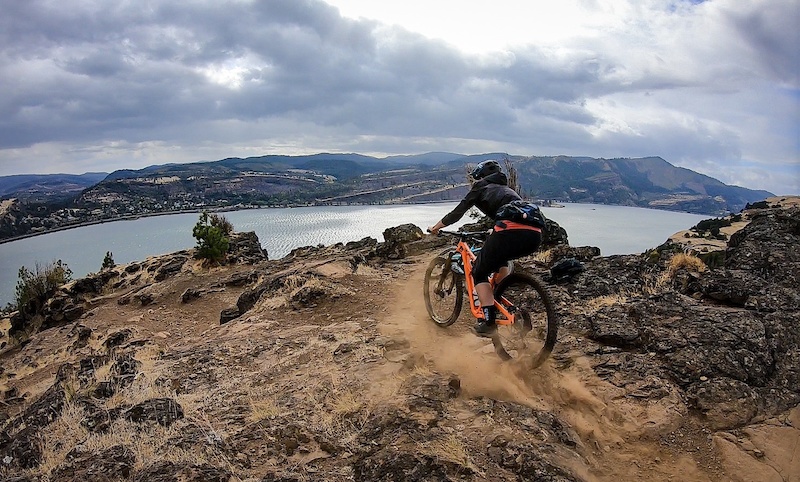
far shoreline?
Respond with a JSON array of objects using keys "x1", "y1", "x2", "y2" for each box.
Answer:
[
  {"x1": 0, "y1": 200, "x2": 464, "y2": 246},
  {"x1": 0, "y1": 199, "x2": 716, "y2": 246}
]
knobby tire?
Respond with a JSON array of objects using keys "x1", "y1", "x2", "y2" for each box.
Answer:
[
  {"x1": 423, "y1": 255, "x2": 463, "y2": 326},
  {"x1": 492, "y1": 271, "x2": 558, "y2": 367}
]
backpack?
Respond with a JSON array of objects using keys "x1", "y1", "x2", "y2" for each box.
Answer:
[
  {"x1": 495, "y1": 200, "x2": 547, "y2": 230},
  {"x1": 550, "y1": 257, "x2": 585, "y2": 282}
]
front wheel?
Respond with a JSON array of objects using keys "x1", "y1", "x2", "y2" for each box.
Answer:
[
  {"x1": 492, "y1": 272, "x2": 557, "y2": 367},
  {"x1": 423, "y1": 255, "x2": 463, "y2": 326}
]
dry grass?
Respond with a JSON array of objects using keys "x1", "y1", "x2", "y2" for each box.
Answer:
[
  {"x1": 658, "y1": 253, "x2": 706, "y2": 286},
  {"x1": 409, "y1": 364, "x2": 435, "y2": 378},
  {"x1": 260, "y1": 295, "x2": 290, "y2": 310},
  {"x1": 37, "y1": 402, "x2": 89, "y2": 474},
  {"x1": 425, "y1": 434, "x2": 472, "y2": 466},
  {"x1": 353, "y1": 264, "x2": 380, "y2": 276},
  {"x1": 34, "y1": 404, "x2": 212, "y2": 479},
  {"x1": 330, "y1": 389, "x2": 363, "y2": 417},
  {"x1": 315, "y1": 387, "x2": 373, "y2": 443},
  {"x1": 105, "y1": 350, "x2": 175, "y2": 410},
  {"x1": 247, "y1": 396, "x2": 281, "y2": 423},
  {"x1": 83, "y1": 419, "x2": 212, "y2": 470},
  {"x1": 531, "y1": 249, "x2": 554, "y2": 266},
  {"x1": 583, "y1": 294, "x2": 629, "y2": 314},
  {"x1": 643, "y1": 253, "x2": 707, "y2": 295},
  {"x1": 258, "y1": 274, "x2": 354, "y2": 310}
]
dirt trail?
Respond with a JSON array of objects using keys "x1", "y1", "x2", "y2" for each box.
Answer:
[{"x1": 379, "y1": 259, "x2": 718, "y2": 481}]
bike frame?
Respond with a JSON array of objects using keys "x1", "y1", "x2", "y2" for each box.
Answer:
[{"x1": 454, "y1": 238, "x2": 516, "y2": 325}]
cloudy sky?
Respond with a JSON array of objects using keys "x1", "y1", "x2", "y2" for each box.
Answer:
[{"x1": 0, "y1": 0, "x2": 797, "y2": 195}]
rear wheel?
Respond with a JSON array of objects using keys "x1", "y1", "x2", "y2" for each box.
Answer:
[
  {"x1": 492, "y1": 272, "x2": 557, "y2": 367},
  {"x1": 423, "y1": 255, "x2": 463, "y2": 326}
]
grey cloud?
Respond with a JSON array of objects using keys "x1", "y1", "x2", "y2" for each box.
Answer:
[
  {"x1": 725, "y1": 4, "x2": 800, "y2": 85},
  {"x1": 0, "y1": 0, "x2": 796, "y2": 195},
  {"x1": 0, "y1": 0, "x2": 659, "y2": 149}
]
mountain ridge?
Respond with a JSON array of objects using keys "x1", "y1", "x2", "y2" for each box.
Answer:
[{"x1": 0, "y1": 152, "x2": 775, "y2": 242}]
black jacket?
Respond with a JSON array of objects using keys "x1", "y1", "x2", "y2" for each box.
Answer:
[{"x1": 441, "y1": 172, "x2": 521, "y2": 226}]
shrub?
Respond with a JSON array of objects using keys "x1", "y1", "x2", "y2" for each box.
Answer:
[
  {"x1": 745, "y1": 200, "x2": 770, "y2": 210},
  {"x1": 192, "y1": 212, "x2": 230, "y2": 262},
  {"x1": 209, "y1": 213, "x2": 234, "y2": 235},
  {"x1": 692, "y1": 217, "x2": 732, "y2": 233},
  {"x1": 666, "y1": 252, "x2": 707, "y2": 275},
  {"x1": 14, "y1": 260, "x2": 73, "y2": 313},
  {"x1": 102, "y1": 251, "x2": 116, "y2": 270}
]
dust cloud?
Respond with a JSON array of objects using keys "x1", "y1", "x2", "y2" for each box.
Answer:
[{"x1": 379, "y1": 263, "x2": 716, "y2": 482}]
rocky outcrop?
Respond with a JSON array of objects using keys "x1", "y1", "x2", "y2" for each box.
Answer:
[
  {"x1": 549, "y1": 204, "x2": 800, "y2": 430},
  {"x1": 227, "y1": 230, "x2": 269, "y2": 264},
  {"x1": 1, "y1": 200, "x2": 797, "y2": 481},
  {"x1": 6, "y1": 230, "x2": 268, "y2": 340},
  {"x1": 375, "y1": 223, "x2": 424, "y2": 259}
]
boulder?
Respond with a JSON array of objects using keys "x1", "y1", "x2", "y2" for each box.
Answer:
[
  {"x1": 376, "y1": 224, "x2": 423, "y2": 259},
  {"x1": 542, "y1": 217, "x2": 569, "y2": 249},
  {"x1": 50, "y1": 444, "x2": 135, "y2": 482},
  {"x1": 124, "y1": 398, "x2": 184, "y2": 427},
  {"x1": 227, "y1": 231, "x2": 268, "y2": 264}
]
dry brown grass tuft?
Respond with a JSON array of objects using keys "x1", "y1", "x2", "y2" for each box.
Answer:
[
  {"x1": 330, "y1": 389, "x2": 363, "y2": 417},
  {"x1": 258, "y1": 274, "x2": 354, "y2": 311},
  {"x1": 101, "y1": 355, "x2": 196, "y2": 420},
  {"x1": 409, "y1": 364, "x2": 435, "y2": 378},
  {"x1": 583, "y1": 294, "x2": 628, "y2": 314},
  {"x1": 35, "y1": 404, "x2": 212, "y2": 478},
  {"x1": 667, "y1": 252, "x2": 707, "y2": 274},
  {"x1": 353, "y1": 264, "x2": 380, "y2": 277},
  {"x1": 314, "y1": 387, "x2": 373, "y2": 443},
  {"x1": 643, "y1": 253, "x2": 707, "y2": 294},
  {"x1": 426, "y1": 434, "x2": 472, "y2": 466},
  {"x1": 37, "y1": 402, "x2": 89, "y2": 474},
  {"x1": 247, "y1": 396, "x2": 281, "y2": 423},
  {"x1": 80, "y1": 419, "x2": 212, "y2": 471},
  {"x1": 657, "y1": 253, "x2": 706, "y2": 287},
  {"x1": 531, "y1": 248, "x2": 554, "y2": 266}
]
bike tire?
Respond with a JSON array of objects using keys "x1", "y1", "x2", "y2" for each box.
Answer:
[
  {"x1": 492, "y1": 271, "x2": 558, "y2": 367},
  {"x1": 423, "y1": 255, "x2": 464, "y2": 327}
]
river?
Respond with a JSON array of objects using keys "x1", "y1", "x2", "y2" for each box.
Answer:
[{"x1": 0, "y1": 203, "x2": 709, "y2": 307}]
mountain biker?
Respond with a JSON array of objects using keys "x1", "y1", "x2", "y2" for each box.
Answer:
[{"x1": 428, "y1": 160, "x2": 543, "y2": 336}]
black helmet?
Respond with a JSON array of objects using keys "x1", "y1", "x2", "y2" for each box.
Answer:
[{"x1": 470, "y1": 160, "x2": 501, "y2": 180}]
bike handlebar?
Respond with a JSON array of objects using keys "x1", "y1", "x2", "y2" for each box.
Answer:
[{"x1": 430, "y1": 229, "x2": 490, "y2": 242}]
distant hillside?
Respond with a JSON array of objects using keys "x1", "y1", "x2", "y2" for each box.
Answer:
[
  {"x1": 0, "y1": 153, "x2": 774, "y2": 242},
  {"x1": 513, "y1": 156, "x2": 773, "y2": 214},
  {"x1": 79, "y1": 153, "x2": 772, "y2": 215},
  {"x1": 0, "y1": 172, "x2": 108, "y2": 200}
]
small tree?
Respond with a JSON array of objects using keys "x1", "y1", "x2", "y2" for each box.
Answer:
[
  {"x1": 14, "y1": 260, "x2": 73, "y2": 314},
  {"x1": 192, "y1": 212, "x2": 230, "y2": 263},
  {"x1": 102, "y1": 251, "x2": 116, "y2": 270},
  {"x1": 209, "y1": 213, "x2": 234, "y2": 235}
]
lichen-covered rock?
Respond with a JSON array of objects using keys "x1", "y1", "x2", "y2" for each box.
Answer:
[
  {"x1": 50, "y1": 444, "x2": 135, "y2": 482},
  {"x1": 124, "y1": 398, "x2": 184, "y2": 427},
  {"x1": 132, "y1": 460, "x2": 231, "y2": 482}
]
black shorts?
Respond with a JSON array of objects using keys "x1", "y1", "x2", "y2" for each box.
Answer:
[{"x1": 472, "y1": 229, "x2": 542, "y2": 283}]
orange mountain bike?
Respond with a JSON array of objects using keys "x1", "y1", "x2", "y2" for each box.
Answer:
[{"x1": 423, "y1": 230, "x2": 557, "y2": 367}]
